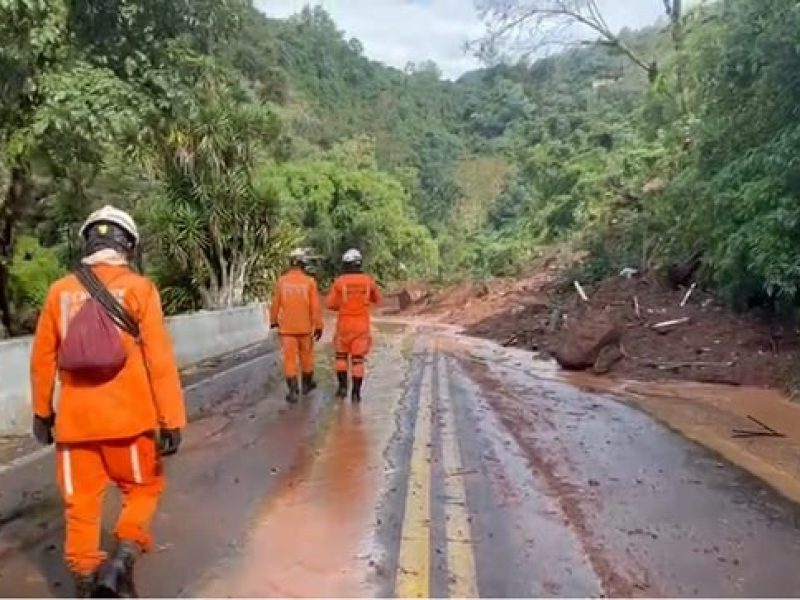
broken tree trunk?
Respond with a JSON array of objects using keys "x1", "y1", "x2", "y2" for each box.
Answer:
[{"x1": 620, "y1": 346, "x2": 736, "y2": 370}]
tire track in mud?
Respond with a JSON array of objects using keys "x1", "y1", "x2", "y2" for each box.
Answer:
[{"x1": 451, "y1": 352, "x2": 646, "y2": 597}]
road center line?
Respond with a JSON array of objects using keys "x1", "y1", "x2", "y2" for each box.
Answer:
[
  {"x1": 395, "y1": 348, "x2": 434, "y2": 598},
  {"x1": 438, "y1": 352, "x2": 479, "y2": 598}
]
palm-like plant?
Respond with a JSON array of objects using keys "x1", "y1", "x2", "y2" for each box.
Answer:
[{"x1": 147, "y1": 91, "x2": 286, "y2": 309}]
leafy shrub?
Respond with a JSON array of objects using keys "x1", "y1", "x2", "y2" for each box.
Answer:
[{"x1": 9, "y1": 236, "x2": 66, "y2": 311}]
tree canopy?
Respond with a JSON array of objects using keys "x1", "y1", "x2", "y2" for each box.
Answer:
[{"x1": 2, "y1": 0, "x2": 800, "y2": 334}]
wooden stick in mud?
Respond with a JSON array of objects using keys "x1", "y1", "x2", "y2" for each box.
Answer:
[
  {"x1": 680, "y1": 282, "x2": 697, "y2": 307},
  {"x1": 746, "y1": 415, "x2": 783, "y2": 437},
  {"x1": 650, "y1": 359, "x2": 736, "y2": 370},
  {"x1": 574, "y1": 281, "x2": 589, "y2": 302},
  {"x1": 651, "y1": 317, "x2": 690, "y2": 331},
  {"x1": 633, "y1": 295, "x2": 641, "y2": 319}
]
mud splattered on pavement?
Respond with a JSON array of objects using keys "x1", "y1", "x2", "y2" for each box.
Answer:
[
  {"x1": 3, "y1": 323, "x2": 800, "y2": 597},
  {"x1": 444, "y1": 335, "x2": 800, "y2": 597}
]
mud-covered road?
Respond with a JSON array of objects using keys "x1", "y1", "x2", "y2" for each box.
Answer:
[{"x1": 2, "y1": 321, "x2": 800, "y2": 597}]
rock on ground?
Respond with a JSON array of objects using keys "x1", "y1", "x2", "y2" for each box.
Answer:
[{"x1": 554, "y1": 309, "x2": 622, "y2": 371}]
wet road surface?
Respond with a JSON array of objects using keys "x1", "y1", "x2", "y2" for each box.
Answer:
[{"x1": 2, "y1": 322, "x2": 800, "y2": 597}]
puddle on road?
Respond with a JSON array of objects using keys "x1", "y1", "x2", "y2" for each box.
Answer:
[
  {"x1": 199, "y1": 404, "x2": 372, "y2": 597},
  {"x1": 196, "y1": 327, "x2": 411, "y2": 598},
  {"x1": 557, "y1": 369, "x2": 800, "y2": 505}
]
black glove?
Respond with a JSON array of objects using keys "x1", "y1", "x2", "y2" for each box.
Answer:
[
  {"x1": 158, "y1": 429, "x2": 182, "y2": 457},
  {"x1": 314, "y1": 328, "x2": 323, "y2": 342},
  {"x1": 33, "y1": 414, "x2": 55, "y2": 446}
]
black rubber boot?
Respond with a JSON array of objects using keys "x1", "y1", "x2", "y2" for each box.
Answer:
[
  {"x1": 285, "y1": 377, "x2": 299, "y2": 404},
  {"x1": 301, "y1": 372, "x2": 317, "y2": 395},
  {"x1": 335, "y1": 371, "x2": 348, "y2": 399},
  {"x1": 92, "y1": 541, "x2": 138, "y2": 598},
  {"x1": 72, "y1": 572, "x2": 97, "y2": 598},
  {"x1": 351, "y1": 377, "x2": 363, "y2": 404}
]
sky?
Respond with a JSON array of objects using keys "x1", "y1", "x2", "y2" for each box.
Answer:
[{"x1": 255, "y1": 1, "x2": 681, "y2": 80}]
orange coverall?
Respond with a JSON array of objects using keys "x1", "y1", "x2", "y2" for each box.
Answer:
[
  {"x1": 30, "y1": 265, "x2": 186, "y2": 576},
  {"x1": 269, "y1": 267, "x2": 323, "y2": 378},
  {"x1": 326, "y1": 273, "x2": 382, "y2": 378}
]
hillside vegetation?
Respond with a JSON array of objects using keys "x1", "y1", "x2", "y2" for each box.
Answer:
[{"x1": 1, "y1": 0, "x2": 798, "y2": 335}]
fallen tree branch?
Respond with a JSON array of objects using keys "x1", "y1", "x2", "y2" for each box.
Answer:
[
  {"x1": 747, "y1": 415, "x2": 783, "y2": 437},
  {"x1": 620, "y1": 344, "x2": 736, "y2": 370},
  {"x1": 649, "y1": 359, "x2": 737, "y2": 370},
  {"x1": 732, "y1": 429, "x2": 785, "y2": 439}
]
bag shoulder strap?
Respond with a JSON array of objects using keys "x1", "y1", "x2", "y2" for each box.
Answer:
[{"x1": 75, "y1": 265, "x2": 141, "y2": 339}]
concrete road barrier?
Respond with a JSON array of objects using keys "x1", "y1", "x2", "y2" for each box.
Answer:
[
  {"x1": 168, "y1": 303, "x2": 274, "y2": 366},
  {"x1": 0, "y1": 303, "x2": 274, "y2": 436}
]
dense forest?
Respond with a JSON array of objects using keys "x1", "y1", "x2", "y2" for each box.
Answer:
[{"x1": 1, "y1": 0, "x2": 799, "y2": 336}]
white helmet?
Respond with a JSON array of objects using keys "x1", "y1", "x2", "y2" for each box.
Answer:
[
  {"x1": 289, "y1": 247, "x2": 308, "y2": 265},
  {"x1": 79, "y1": 205, "x2": 139, "y2": 244},
  {"x1": 342, "y1": 248, "x2": 362, "y2": 264}
]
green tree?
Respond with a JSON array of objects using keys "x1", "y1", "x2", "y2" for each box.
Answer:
[
  {"x1": 0, "y1": 0, "x2": 151, "y2": 334},
  {"x1": 146, "y1": 88, "x2": 284, "y2": 310},
  {"x1": 9, "y1": 235, "x2": 65, "y2": 323},
  {"x1": 0, "y1": 0, "x2": 248, "y2": 331},
  {"x1": 258, "y1": 141, "x2": 439, "y2": 285}
]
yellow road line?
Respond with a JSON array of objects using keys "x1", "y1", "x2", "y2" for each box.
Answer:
[
  {"x1": 438, "y1": 353, "x2": 479, "y2": 598},
  {"x1": 395, "y1": 349, "x2": 434, "y2": 598}
]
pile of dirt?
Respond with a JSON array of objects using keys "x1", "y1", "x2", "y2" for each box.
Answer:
[
  {"x1": 405, "y1": 269, "x2": 800, "y2": 389},
  {"x1": 565, "y1": 276, "x2": 799, "y2": 387}
]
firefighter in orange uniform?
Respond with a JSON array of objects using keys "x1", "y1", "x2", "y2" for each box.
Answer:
[
  {"x1": 326, "y1": 248, "x2": 382, "y2": 402},
  {"x1": 29, "y1": 206, "x2": 186, "y2": 597},
  {"x1": 269, "y1": 248, "x2": 323, "y2": 403}
]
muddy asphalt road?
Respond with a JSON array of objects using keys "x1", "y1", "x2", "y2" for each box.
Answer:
[{"x1": 2, "y1": 321, "x2": 800, "y2": 597}]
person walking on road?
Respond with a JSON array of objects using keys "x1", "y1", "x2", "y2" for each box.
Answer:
[
  {"x1": 326, "y1": 248, "x2": 382, "y2": 403},
  {"x1": 269, "y1": 248, "x2": 324, "y2": 403},
  {"x1": 29, "y1": 205, "x2": 186, "y2": 598}
]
